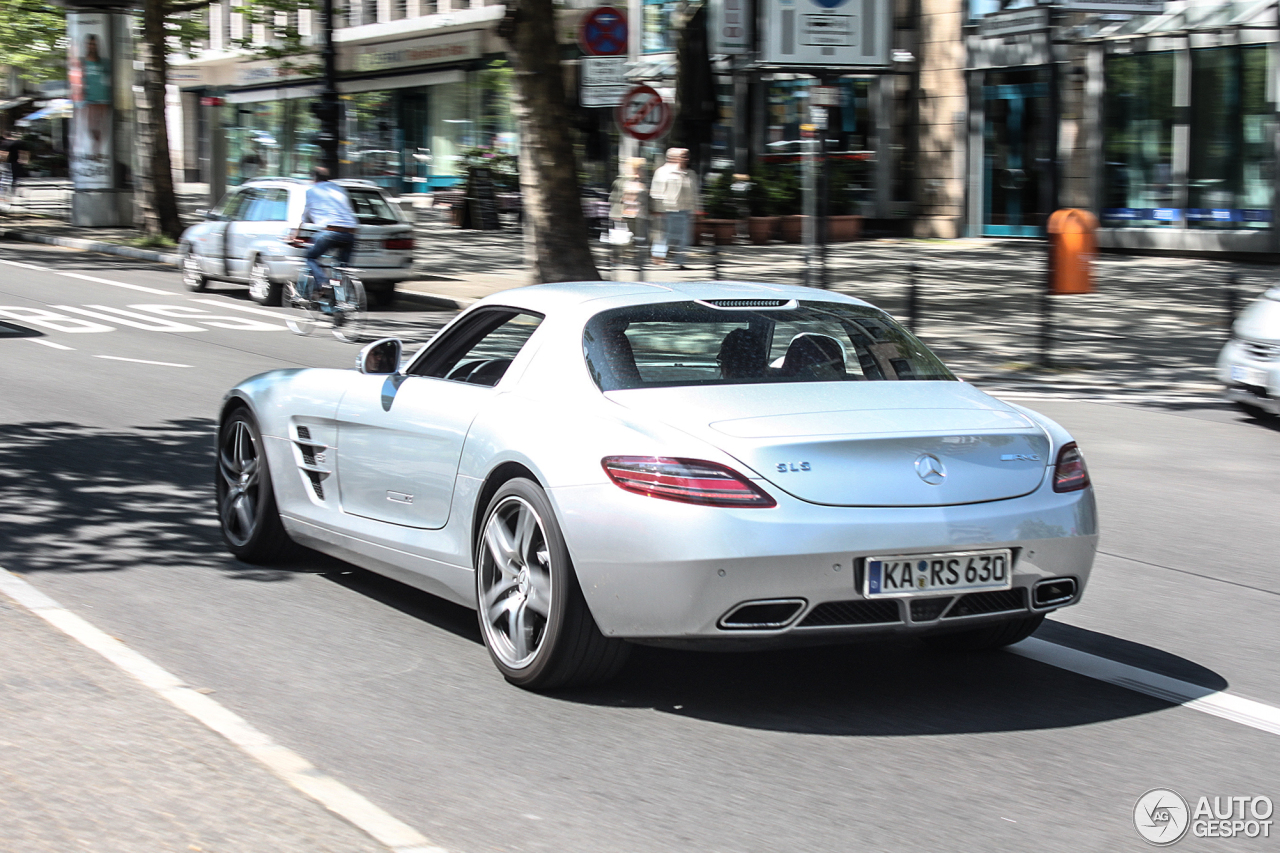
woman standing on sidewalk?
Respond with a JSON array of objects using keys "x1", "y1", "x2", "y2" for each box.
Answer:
[{"x1": 608, "y1": 157, "x2": 649, "y2": 267}]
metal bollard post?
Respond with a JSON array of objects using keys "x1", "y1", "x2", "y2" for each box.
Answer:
[
  {"x1": 1225, "y1": 270, "x2": 1239, "y2": 330},
  {"x1": 636, "y1": 236, "x2": 647, "y2": 282},
  {"x1": 708, "y1": 233, "x2": 721, "y2": 281},
  {"x1": 907, "y1": 262, "x2": 919, "y2": 333}
]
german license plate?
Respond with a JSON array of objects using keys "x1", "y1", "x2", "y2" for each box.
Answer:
[
  {"x1": 864, "y1": 550, "x2": 1012, "y2": 598},
  {"x1": 1230, "y1": 363, "x2": 1268, "y2": 386},
  {"x1": 357, "y1": 240, "x2": 381, "y2": 254}
]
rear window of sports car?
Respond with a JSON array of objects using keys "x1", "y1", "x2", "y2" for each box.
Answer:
[{"x1": 582, "y1": 301, "x2": 955, "y2": 391}]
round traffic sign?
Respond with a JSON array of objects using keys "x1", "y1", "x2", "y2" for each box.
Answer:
[
  {"x1": 579, "y1": 6, "x2": 628, "y2": 56},
  {"x1": 616, "y1": 84, "x2": 672, "y2": 141}
]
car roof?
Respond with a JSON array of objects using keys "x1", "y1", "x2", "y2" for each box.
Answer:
[
  {"x1": 472, "y1": 280, "x2": 876, "y2": 317},
  {"x1": 239, "y1": 177, "x2": 386, "y2": 192}
]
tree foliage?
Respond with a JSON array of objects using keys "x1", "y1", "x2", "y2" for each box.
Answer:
[{"x1": 0, "y1": 2, "x2": 67, "y2": 85}]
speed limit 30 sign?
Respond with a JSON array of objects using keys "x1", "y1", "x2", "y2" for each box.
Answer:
[{"x1": 616, "y1": 84, "x2": 672, "y2": 141}]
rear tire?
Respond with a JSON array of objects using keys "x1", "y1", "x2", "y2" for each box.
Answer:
[
  {"x1": 475, "y1": 478, "x2": 629, "y2": 690},
  {"x1": 216, "y1": 407, "x2": 294, "y2": 563},
  {"x1": 1234, "y1": 400, "x2": 1273, "y2": 421},
  {"x1": 248, "y1": 258, "x2": 283, "y2": 306},
  {"x1": 368, "y1": 285, "x2": 397, "y2": 308},
  {"x1": 922, "y1": 613, "x2": 1045, "y2": 652}
]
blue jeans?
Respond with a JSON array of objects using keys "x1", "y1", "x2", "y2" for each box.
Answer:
[
  {"x1": 659, "y1": 210, "x2": 690, "y2": 265},
  {"x1": 303, "y1": 230, "x2": 354, "y2": 298}
]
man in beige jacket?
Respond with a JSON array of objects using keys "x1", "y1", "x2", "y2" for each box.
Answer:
[{"x1": 649, "y1": 148, "x2": 699, "y2": 268}]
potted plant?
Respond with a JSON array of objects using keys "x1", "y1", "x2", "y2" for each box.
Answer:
[
  {"x1": 698, "y1": 170, "x2": 740, "y2": 245},
  {"x1": 824, "y1": 157, "x2": 864, "y2": 242},
  {"x1": 773, "y1": 167, "x2": 806, "y2": 244},
  {"x1": 746, "y1": 169, "x2": 780, "y2": 244}
]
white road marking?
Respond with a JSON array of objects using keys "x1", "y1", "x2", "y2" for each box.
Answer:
[
  {"x1": 1011, "y1": 637, "x2": 1280, "y2": 737},
  {"x1": 0, "y1": 257, "x2": 171, "y2": 295},
  {"x1": 28, "y1": 338, "x2": 74, "y2": 350},
  {"x1": 57, "y1": 305, "x2": 207, "y2": 333},
  {"x1": 191, "y1": 298, "x2": 292, "y2": 320},
  {"x1": 0, "y1": 568, "x2": 447, "y2": 853},
  {"x1": 93, "y1": 355, "x2": 192, "y2": 368}
]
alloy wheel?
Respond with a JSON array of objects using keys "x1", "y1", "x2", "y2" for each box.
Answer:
[
  {"x1": 182, "y1": 251, "x2": 206, "y2": 291},
  {"x1": 217, "y1": 418, "x2": 262, "y2": 547},
  {"x1": 479, "y1": 496, "x2": 553, "y2": 669},
  {"x1": 248, "y1": 261, "x2": 272, "y2": 304}
]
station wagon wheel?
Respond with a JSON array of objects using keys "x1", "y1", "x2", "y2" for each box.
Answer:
[
  {"x1": 248, "y1": 258, "x2": 282, "y2": 306},
  {"x1": 182, "y1": 245, "x2": 207, "y2": 292},
  {"x1": 216, "y1": 408, "x2": 292, "y2": 563},
  {"x1": 476, "y1": 479, "x2": 629, "y2": 689}
]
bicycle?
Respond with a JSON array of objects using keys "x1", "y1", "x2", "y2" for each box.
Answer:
[{"x1": 284, "y1": 236, "x2": 367, "y2": 343}]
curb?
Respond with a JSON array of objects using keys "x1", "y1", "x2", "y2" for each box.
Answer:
[{"x1": 0, "y1": 227, "x2": 181, "y2": 266}]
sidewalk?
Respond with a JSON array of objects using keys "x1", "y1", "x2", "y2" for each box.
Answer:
[
  {"x1": 0, "y1": 578, "x2": 401, "y2": 853},
  {"x1": 3, "y1": 204, "x2": 1273, "y2": 407}
]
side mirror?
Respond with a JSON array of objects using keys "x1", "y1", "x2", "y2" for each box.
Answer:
[{"x1": 356, "y1": 338, "x2": 403, "y2": 375}]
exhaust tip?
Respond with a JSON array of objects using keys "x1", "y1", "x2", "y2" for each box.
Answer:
[
  {"x1": 1033, "y1": 577, "x2": 1078, "y2": 608},
  {"x1": 719, "y1": 599, "x2": 806, "y2": 630}
]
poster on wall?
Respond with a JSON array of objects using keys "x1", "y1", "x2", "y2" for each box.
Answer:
[{"x1": 67, "y1": 12, "x2": 113, "y2": 189}]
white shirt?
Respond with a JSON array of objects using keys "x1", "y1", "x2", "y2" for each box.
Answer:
[{"x1": 302, "y1": 181, "x2": 359, "y2": 229}]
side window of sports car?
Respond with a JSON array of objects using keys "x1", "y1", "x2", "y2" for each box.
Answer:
[{"x1": 407, "y1": 309, "x2": 544, "y2": 387}]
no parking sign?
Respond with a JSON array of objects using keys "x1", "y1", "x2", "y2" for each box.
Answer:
[
  {"x1": 616, "y1": 85, "x2": 672, "y2": 141},
  {"x1": 579, "y1": 6, "x2": 628, "y2": 56}
]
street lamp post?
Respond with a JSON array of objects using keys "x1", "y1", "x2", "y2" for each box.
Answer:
[{"x1": 311, "y1": 0, "x2": 341, "y2": 177}]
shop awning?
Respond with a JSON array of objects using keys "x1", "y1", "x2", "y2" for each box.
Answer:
[
  {"x1": 0, "y1": 96, "x2": 35, "y2": 111},
  {"x1": 17, "y1": 99, "x2": 72, "y2": 125}
]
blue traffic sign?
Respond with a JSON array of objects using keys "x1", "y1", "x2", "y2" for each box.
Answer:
[{"x1": 580, "y1": 6, "x2": 628, "y2": 56}]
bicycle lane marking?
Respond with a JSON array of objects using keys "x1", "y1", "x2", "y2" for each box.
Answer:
[{"x1": 0, "y1": 567, "x2": 447, "y2": 853}]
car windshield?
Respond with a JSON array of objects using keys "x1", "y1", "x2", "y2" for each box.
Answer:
[
  {"x1": 583, "y1": 300, "x2": 955, "y2": 391},
  {"x1": 347, "y1": 188, "x2": 403, "y2": 224}
]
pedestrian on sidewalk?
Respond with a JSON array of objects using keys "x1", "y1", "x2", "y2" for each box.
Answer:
[
  {"x1": 1, "y1": 131, "x2": 31, "y2": 200},
  {"x1": 608, "y1": 157, "x2": 649, "y2": 265},
  {"x1": 650, "y1": 148, "x2": 698, "y2": 269}
]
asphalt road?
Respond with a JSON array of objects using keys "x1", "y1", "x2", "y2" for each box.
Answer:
[{"x1": 2, "y1": 241, "x2": 1278, "y2": 853}]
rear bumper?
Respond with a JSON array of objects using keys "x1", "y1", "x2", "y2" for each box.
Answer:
[
  {"x1": 264, "y1": 255, "x2": 416, "y2": 286},
  {"x1": 549, "y1": 481, "x2": 1098, "y2": 641}
]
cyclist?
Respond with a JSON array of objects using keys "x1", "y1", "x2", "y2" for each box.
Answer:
[{"x1": 291, "y1": 166, "x2": 358, "y2": 300}]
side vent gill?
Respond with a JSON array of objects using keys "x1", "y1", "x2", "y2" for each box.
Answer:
[{"x1": 292, "y1": 424, "x2": 330, "y2": 502}]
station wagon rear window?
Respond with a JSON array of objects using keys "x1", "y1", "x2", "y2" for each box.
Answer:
[{"x1": 583, "y1": 301, "x2": 955, "y2": 391}]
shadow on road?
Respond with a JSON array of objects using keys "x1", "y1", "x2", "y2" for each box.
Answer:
[
  {"x1": 0, "y1": 418, "x2": 1229, "y2": 738},
  {"x1": 0, "y1": 419, "x2": 312, "y2": 583}
]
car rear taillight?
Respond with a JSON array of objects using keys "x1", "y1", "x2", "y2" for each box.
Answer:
[
  {"x1": 1052, "y1": 442, "x2": 1090, "y2": 492},
  {"x1": 384, "y1": 237, "x2": 414, "y2": 250},
  {"x1": 602, "y1": 456, "x2": 776, "y2": 508}
]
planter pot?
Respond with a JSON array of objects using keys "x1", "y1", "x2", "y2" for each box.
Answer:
[
  {"x1": 698, "y1": 218, "x2": 739, "y2": 245},
  {"x1": 779, "y1": 215, "x2": 807, "y2": 244},
  {"x1": 826, "y1": 214, "x2": 863, "y2": 242},
  {"x1": 748, "y1": 216, "x2": 779, "y2": 244}
]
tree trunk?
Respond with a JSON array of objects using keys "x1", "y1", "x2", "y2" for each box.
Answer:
[
  {"x1": 501, "y1": 0, "x2": 599, "y2": 283},
  {"x1": 135, "y1": 0, "x2": 183, "y2": 240}
]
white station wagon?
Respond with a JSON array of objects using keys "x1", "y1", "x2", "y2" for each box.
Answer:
[{"x1": 179, "y1": 177, "x2": 417, "y2": 307}]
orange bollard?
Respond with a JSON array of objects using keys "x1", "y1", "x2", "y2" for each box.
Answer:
[{"x1": 1047, "y1": 208, "x2": 1098, "y2": 294}]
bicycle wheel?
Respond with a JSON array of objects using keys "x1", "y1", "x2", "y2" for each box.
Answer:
[
  {"x1": 283, "y1": 277, "x2": 319, "y2": 336},
  {"x1": 330, "y1": 272, "x2": 367, "y2": 343}
]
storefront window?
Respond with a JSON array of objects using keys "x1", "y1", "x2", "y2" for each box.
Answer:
[
  {"x1": 345, "y1": 91, "x2": 403, "y2": 192},
  {"x1": 1102, "y1": 52, "x2": 1176, "y2": 227},
  {"x1": 429, "y1": 79, "x2": 478, "y2": 186},
  {"x1": 225, "y1": 100, "x2": 284, "y2": 185},
  {"x1": 643, "y1": 0, "x2": 679, "y2": 53},
  {"x1": 1188, "y1": 45, "x2": 1273, "y2": 229}
]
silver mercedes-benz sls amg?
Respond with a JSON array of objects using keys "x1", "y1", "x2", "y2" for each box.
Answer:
[{"x1": 216, "y1": 281, "x2": 1098, "y2": 689}]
